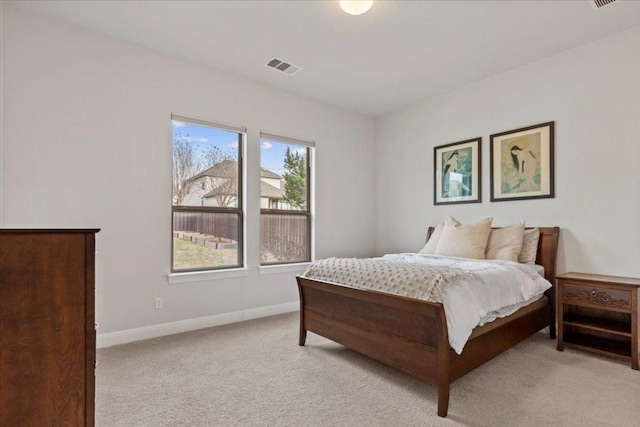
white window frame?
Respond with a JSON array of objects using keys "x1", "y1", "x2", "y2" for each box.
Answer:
[
  {"x1": 259, "y1": 131, "x2": 315, "y2": 267},
  {"x1": 169, "y1": 113, "x2": 246, "y2": 276}
]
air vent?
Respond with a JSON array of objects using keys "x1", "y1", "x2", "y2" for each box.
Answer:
[
  {"x1": 587, "y1": 0, "x2": 617, "y2": 10},
  {"x1": 265, "y1": 57, "x2": 301, "y2": 76}
]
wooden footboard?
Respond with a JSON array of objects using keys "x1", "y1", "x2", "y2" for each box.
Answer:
[{"x1": 297, "y1": 276, "x2": 453, "y2": 416}]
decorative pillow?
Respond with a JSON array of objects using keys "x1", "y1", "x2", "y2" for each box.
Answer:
[
  {"x1": 434, "y1": 217, "x2": 493, "y2": 259},
  {"x1": 486, "y1": 223, "x2": 525, "y2": 262},
  {"x1": 518, "y1": 227, "x2": 540, "y2": 264},
  {"x1": 419, "y1": 217, "x2": 460, "y2": 254}
]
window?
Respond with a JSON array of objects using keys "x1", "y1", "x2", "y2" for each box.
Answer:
[
  {"x1": 171, "y1": 114, "x2": 244, "y2": 272},
  {"x1": 259, "y1": 132, "x2": 313, "y2": 265}
]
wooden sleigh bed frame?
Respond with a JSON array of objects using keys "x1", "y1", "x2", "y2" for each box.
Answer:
[{"x1": 297, "y1": 226, "x2": 559, "y2": 417}]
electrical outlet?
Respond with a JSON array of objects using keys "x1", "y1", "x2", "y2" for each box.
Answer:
[{"x1": 155, "y1": 297, "x2": 163, "y2": 309}]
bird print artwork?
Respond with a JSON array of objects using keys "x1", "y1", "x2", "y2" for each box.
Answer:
[
  {"x1": 441, "y1": 148, "x2": 472, "y2": 198},
  {"x1": 443, "y1": 151, "x2": 458, "y2": 176}
]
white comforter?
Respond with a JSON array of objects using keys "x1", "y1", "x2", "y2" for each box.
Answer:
[
  {"x1": 417, "y1": 255, "x2": 551, "y2": 353},
  {"x1": 302, "y1": 254, "x2": 551, "y2": 354}
]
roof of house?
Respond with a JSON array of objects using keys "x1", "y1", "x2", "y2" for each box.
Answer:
[
  {"x1": 260, "y1": 167, "x2": 282, "y2": 179},
  {"x1": 203, "y1": 180, "x2": 284, "y2": 200},
  {"x1": 189, "y1": 160, "x2": 237, "y2": 181},
  {"x1": 260, "y1": 181, "x2": 284, "y2": 200},
  {"x1": 203, "y1": 184, "x2": 236, "y2": 199},
  {"x1": 189, "y1": 160, "x2": 282, "y2": 181},
  {"x1": 197, "y1": 161, "x2": 284, "y2": 200}
]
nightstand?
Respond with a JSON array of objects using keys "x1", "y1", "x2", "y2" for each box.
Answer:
[{"x1": 556, "y1": 272, "x2": 639, "y2": 370}]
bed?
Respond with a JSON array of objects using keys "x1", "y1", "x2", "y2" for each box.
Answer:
[{"x1": 296, "y1": 226, "x2": 559, "y2": 417}]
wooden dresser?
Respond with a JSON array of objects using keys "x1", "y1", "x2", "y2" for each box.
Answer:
[
  {"x1": 0, "y1": 229, "x2": 99, "y2": 426},
  {"x1": 556, "y1": 272, "x2": 639, "y2": 370}
]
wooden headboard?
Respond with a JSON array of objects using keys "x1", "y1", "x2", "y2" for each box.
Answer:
[{"x1": 425, "y1": 226, "x2": 560, "y2": 283}]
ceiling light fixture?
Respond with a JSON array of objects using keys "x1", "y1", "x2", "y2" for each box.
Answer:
[{"x1": 339, "y1": 0, "x2": 373, "y2": 16}]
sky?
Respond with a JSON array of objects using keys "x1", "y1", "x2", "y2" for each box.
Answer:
[
  {"x1": 260, "y1": 139, "x2": 306, "y2": 176},
  {"x1": 172, "y1": 120, "x2": 306, "y2": 176}
]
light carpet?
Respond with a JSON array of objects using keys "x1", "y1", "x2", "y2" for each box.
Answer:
[{"x1": 96, "y1": 312, "x2": 640, "y2": 427}]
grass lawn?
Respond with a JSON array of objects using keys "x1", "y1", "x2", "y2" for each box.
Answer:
[{"x1": 173, "y1": 238, "x2": 238, "y2": 270}]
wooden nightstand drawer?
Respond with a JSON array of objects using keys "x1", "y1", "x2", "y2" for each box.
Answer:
[{"x1": 562, "y1": 283, "x2": 631, "y2": 312}]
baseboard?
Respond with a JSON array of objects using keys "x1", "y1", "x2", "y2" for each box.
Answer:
[{"x1": 97, "y1": 301, "x2": 299, "y2": 348}]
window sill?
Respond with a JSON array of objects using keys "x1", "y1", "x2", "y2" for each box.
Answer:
[
  {"x1": 258, "y1": 262, "x2": 310, "y2": 276},
  {"x1": 168, "y1": 268, "x2": 250, "y2": 285}
]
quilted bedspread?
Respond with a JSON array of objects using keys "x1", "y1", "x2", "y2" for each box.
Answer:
[{"x1": 301, "y1": 254, "x2": 477, "y2": 304}]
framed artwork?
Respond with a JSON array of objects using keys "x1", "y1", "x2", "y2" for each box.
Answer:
[
  {"x1": 490, "y1": 121, "x2": 554, "y2": 202},
  {"x1": 433, "y1": 137, "x2": 481, "y2": 205}
]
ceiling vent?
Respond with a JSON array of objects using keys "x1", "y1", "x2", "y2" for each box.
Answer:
[
  {"x1": 265, "y1": 57, "x2": 301, "y2": 76},
  {"x1": 587, "y1": 0, "x2": 617, "y2": 10}
]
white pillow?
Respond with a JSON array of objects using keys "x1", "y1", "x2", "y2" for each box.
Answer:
[
  {"x1": 434, "y1": 217, "x2": 493, "y2": 259},
  {"x1": 518, "y1": 227, "x2": 540, "y2": 264},
  {"x1": 419, "y1": 217, "x2": 460, "y2": 254},
  {"x1": 486, "y1": 223, "x2": 525, "y2": 262}
]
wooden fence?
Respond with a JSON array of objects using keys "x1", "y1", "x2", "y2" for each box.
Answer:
[
  {"x1": 173, "y1": 211, "x2": 238, "y2": 242},
  {"x1": 260, "y1": 213, "x2": 308, "y2": 262},
  {"x1": 173, "y1": 212, "x2": 308, "y2": 262}
]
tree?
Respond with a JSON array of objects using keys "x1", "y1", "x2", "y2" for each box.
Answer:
[
  {"x1": 173, "y1": 133, "x2": 239, "y2": 207},
  {"x1": 203, "y1": 145, "x2": 229, "y2": 170},
  {"x1": 172, "y1": 134, "x2": 200, "y2": 205},
  {"x1": 282, "y1": 147, "x2": 307, "y2": 210},
  {"x1": 202, "y1": 146, "x2": 238, "y2": 207}
]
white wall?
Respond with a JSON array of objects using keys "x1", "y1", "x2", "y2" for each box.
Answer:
[
  {"x1": 376, "y1": 25, "x2": 640, "y2": 278},
  {"x1": 0, "y1": 5, "x2": 376, "y2": 338},
  {"x1": 4, "y1": 4, "x2": 639, "y2": 345}
]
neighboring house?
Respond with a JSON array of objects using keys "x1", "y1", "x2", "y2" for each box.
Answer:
[
  {"x1": 258, "y1": 168, "x2": 291, "y2": 209},
  {"x1": 182, "y1": 160, "x2": 289, "y2": 209}
]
